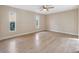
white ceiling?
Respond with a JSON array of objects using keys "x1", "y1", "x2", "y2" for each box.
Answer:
[{"x1": 8, "y1": 5, "x2": 77, "y2": 15}]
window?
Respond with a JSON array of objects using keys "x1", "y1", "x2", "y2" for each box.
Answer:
[
  {"x1": 10, "y1": 21, "x2": 16, "y2": 31},
  {"x1": 35, "y1": 15, "x2": 40, "y2": 29},
  {"x1": 9, "y1": 11, "x2": 16, "y2": 32}
]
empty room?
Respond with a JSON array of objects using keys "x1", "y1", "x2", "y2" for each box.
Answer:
[{"x1": 0, "y1": 5, "x2": 79, "y2": 53}]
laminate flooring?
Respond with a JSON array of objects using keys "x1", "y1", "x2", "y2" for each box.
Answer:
[{"x1": 0, "y1": 31, "x2": 78, "y2": 53}]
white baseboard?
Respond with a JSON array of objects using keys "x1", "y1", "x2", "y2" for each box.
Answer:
[
  {"x1": 0, "y1": 31, "x2": 36, "y2": 41},
  {"x1": 0, "y1": 30, "x2": 45, "y2": 41},
  {"x1": 48, "y1": 29, "x2": 78, "y2": 36},
  {"x1": 0, "y1": 29, "x2": 78, "y2": 41}
]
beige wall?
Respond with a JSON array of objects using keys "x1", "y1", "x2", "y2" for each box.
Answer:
[
  {"x1": 78, "y1": 7, "x2": 79, "y2": 36},
  {"x1": 46, "y1": 9, "x2": 78, "y2": 35},
  {"x1": 0, "y1": 7, "x2": 1, "y2": 39},
  {"x1": 0, "y1": 6, "x2": 46, "y2": 40},
  {"x1": 0, "y1": 5, "x2": 78, "y2": 40}
]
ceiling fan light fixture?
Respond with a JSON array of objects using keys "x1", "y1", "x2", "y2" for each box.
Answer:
[
  {"x1": 40, "y1": 5, "x2": 54, "y2": 12},
  {"x1": 43, "y1": 8, "x2": 48, "y2": 11}
]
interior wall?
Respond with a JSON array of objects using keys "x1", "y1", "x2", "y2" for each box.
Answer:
[
  {"x1": 0, "y1": 19, "x2": 1, "y2": 39},
  {"x1": 0, "y1": 6, "x2": 46, "y2": 40},
  {"x1": 46, "y1": 9, "x2": 78, "y2": 35},
  {"x1": 0, "y1": 5, "x2": 78, "y2": 40},
  {"x1": 0, "y1": 7, "x2": 2, "y2": 39},
  {"x1": 78, "y1": 7, "x2": 79, "y2": 37}
]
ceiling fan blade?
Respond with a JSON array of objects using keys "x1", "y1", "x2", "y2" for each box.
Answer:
[
  {"x1": 47, "y1": 7, "x2": 54, "y2": 9},
  {"x1": 40, "y1": 5, "x2": 54, "y2": 11}
]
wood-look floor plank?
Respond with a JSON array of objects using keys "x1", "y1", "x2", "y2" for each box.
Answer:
[{"x1": 0, "y1": 31, "x2": 78, "y2": 53}]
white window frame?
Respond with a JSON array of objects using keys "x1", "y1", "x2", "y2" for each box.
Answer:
[
  {"x1": 35, "y1": 15, "x2": 40, "y2": 29},
  {"x1": 9, "y1": 11, "x2": 16, "y2": 32}
]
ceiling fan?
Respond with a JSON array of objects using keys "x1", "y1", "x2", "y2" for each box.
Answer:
[{"x1": 40, "y1": 5, "x2": 54, "y2": 11}]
